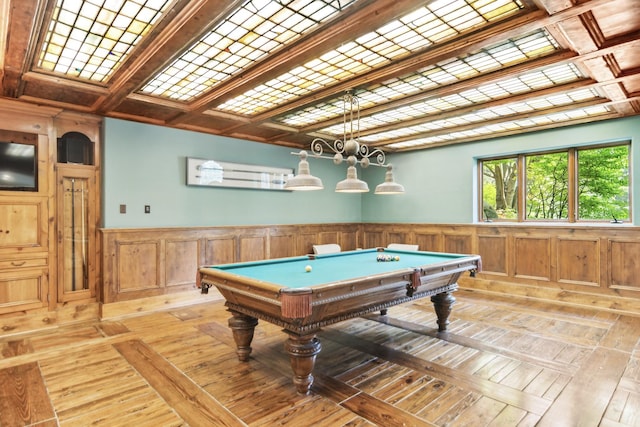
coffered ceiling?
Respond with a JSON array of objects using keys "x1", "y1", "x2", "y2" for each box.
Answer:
[{"x1": 1, "y1": 0, "x2": 638, "y2": 152}]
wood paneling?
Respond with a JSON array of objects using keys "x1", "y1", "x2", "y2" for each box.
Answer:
[
  {"x1": 165, "y1": 239, "x2": 199, "y2": 287},
  {"x1": 557, "y1": 238, "x2": 599, "y2": 286},
  {"x1": 117, "y1": 242, "x2": 160, "y2": 292},
  {"x1": 270, "y1": 233, "x2": 297, "y2": 259},
  {"x1": 443, "y1": 234, "x2": 472, "y2": 254},
  {"x1": 296, "y1": 233, "x2": 318, "y2": 255},
  {"x1": 100, "y1": 224, "x2": 363, "y2": 305},
  {"x1": 477, "y1": 235, "x2": 507, "y2": 275},
  {"x1": 239, "y1": 236, "x2": 266, "y2": 262},
  {"x1": 205, "y1": 236, "x2": 236, "y2": 265},
  {"x1": 98, "y1": 222, "x2": 640, "y2": 318},
  {"x1": 415, "y1": 232, "x2": 440, "y2": 252},
  {"x1": 609, "y1": 240, "x2": 640, "y2": 291},
  {"x1": 362, "y1": 230, "x2": 384, "y2": 249},
  {"x1": 339, "y1": 231, "x2": 359, "y2": 251},
  {"x1": 514, "y1": 237, "x2": 551, "y2": 281}
]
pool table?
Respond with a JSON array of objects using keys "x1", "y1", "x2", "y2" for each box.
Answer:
[{"x1": 198, "y1": 248, "x2": 481, "y2": 394}]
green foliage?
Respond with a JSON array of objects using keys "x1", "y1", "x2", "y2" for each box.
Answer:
[
  {"x1": 577, "y1": 145, "x2": 629, "y2": 220},
  {"x1": 526, "y1": 152, "x2": 568, "y2": 219},
  {"x1": 482, "y1": 158, "x2": 517, "y2": 219}
]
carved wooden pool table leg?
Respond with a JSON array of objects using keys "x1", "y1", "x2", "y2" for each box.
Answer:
[
  {"x1": 228, "y1": 311, "x2": 259, "y2": 362},
  {"x1": 283, "y1": 332, "x2": 322, "y2": 395},
  {"x1": 431, "y1": 291, "x2": 456, "y2": 332}
]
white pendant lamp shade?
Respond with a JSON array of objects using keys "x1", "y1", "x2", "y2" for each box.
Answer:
[
  {"x1": 335, "y1": 156, "x2": 369, "y2": 193},
  {"x1": 375, "y1": 165, "x2": 405, "y2": 195},
  {"x1": 284, "y1": 150, "x2": 324, "y2": 191}
]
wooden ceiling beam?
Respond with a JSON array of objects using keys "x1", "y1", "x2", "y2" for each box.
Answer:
[{"x1": 1, "y1": 0, "x2": 48, "y2": 98}]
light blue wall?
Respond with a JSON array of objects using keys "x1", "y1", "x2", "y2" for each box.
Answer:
[
  {"x1": 102, "y1": 118, "x2": 363, "y2": 227},
  {"x1": 103, "y1": 116, "x2": 640, "y2": 227},
  {"x1": 362, "y1": 116, "x2": 640, "y2": 224}
]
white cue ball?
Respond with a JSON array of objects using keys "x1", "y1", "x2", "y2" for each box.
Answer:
[{"x1": 305, "y1": 265, "x2": 312, "y2": 272}]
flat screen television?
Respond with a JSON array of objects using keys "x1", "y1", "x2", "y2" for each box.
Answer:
[{"x1": 0, "y1": 141, "x2": 37, "y2": 191}]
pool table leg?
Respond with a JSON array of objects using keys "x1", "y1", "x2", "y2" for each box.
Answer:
[
  {"x1": 283, "y1": 332, "x2": 322, "y2": 395},
  {"x1": 431, "y1": 291, "x2": 456, "y2": 332},
  {"x1": 228, "y1": 311, "x2": 259, "y2": 362}
]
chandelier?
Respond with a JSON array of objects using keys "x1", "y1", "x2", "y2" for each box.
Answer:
[{"x1": 284, "y1": 92, "x2": 405, "y2": 195}]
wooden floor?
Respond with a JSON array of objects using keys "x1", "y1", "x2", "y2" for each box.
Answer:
[{"x1": 1, "y1": 289, "x2": 639, "y2": 427}]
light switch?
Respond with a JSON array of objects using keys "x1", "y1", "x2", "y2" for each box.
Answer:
[
  {"x1": 120, "y1": 204, "x2": 126, "y2": 214},
  {"x1": 144, "y1": 205, "x2": 150, "y2": 213}
]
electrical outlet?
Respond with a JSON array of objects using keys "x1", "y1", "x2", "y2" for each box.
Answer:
[
  {"x1": 144, "y1": 205, "x2": 151, "y2": 213},
  {"x1": 120, "y1": 204, "x2": 126, "y2": 214}
]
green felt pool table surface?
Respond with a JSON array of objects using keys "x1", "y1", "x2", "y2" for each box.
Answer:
[{"x1": 205, "y1": 248, "x2": 473, "y2": 289}]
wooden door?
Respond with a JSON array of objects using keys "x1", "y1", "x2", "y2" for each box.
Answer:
[{"x1": 56, "y1": 165, "x2": 97, "y2": 302}]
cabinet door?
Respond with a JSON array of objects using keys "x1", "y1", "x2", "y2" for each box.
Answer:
[
  {"x1": 0, "y1": 267, "x2": 49, "y2": 315},
  {"x1": 57, "y1": 166, "x2": 97, "y2": 302},
  {"x1": 0, "y1": 197, "x2": 48, "y2": 253}
]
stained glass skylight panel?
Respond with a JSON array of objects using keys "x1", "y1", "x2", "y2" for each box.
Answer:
[
  {"x1": 275, "y1": 29, "x2": 562, "y2": 129},
  {"x1": 139, "y1": 0, "x2": 358, "y2": 101},
  {"x1": 217, "y1": 0, "x2": 524, "y2": 114},
  {"x1": 360, "y1": 88, "x2": 603, "y2": 144},
  {"x1": 385, "y1": 105, "x2": 612, "y2": 150},
  {"x1": 37, "y1": 0, "x2": 173, "y2": 82},
  {"x1": 309, "y1": 61, "x2": 586, "y2": 137}
]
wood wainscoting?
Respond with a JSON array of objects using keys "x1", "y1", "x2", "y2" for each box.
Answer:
[
  {"x1": 99, "y1": 222, "x2": 640, "y2": 321},
  {"x1": 362, "y1": 223, "x2": 640, "y2": 316},
  {"x1": 99, "y1": 224, "x2": 362, "y2": 318}
]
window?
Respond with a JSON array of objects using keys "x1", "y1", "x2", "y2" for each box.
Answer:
[
  {"x1": 480, "y1": 142, "x2": 630, "y2": 222},
  {"x1": 526, "y1": 151, "x2": 568, "y2": 220}
]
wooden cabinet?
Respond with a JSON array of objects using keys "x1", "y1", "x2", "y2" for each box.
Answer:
[
  {"x1": 0, "y1": 99, "x2": 101, "y2": 317},
  {"x1": 0, "y1": 197, "x2": 50, "y2": 313},
  {"x1": 0, "y1": 127, "x2": 53, "y2": 312}
]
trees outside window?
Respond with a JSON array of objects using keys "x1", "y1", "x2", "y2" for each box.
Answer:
[
  {"x1": 480, "y1": 142, "x2": 630, "y2": 222},
  {"x1": 482, "y1": 158, "x2": 517, "y2": 220},
  {"x1": 526, "y1": 152, "x2": 568, "y2": 220},
  {"x1": 577, "y1": 145, "x2": 629, "y2": 221}
]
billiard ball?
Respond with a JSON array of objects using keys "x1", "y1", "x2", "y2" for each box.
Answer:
[
  {"x1": 305, "y1": 265, "x2": 312, "y2": 272},
  {"x1": 395, "y1": 256, "x2": 400, "y2": 261}
]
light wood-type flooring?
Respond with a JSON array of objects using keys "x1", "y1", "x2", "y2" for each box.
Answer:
[{"x1": 1, "y1": 289, "x2": 639, "y2": 426}]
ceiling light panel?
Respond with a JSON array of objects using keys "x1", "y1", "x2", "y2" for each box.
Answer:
[
  {"x1": 277, "y1": 29, "x2": 560, "y2": 130},
  {"x1": 317, "y1": 62, "x2": 581, "y2": 137},
  {"x1": 217, "y1": 0, "x2": 524, "y2": 114},
  {"x1": 37, "y1": 0, "x2": 173, "y2": 82},
  {"x1": 359, "y1": 88, "x2": 602, "y2": 143},
  {"x1": 139, "y1": 0, "x2": 358, "y2": 101},
  {"x1": 385, "y1": 105, "x2": 612, "y2": 149}
]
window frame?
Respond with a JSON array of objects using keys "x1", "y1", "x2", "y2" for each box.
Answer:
[{"x1": 478, "y1": 141, "x2": 631, "y2": 224}]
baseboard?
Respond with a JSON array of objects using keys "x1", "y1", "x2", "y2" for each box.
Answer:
[{"x1": 459, "y1": 277, "x2": 640, "y2": 317}]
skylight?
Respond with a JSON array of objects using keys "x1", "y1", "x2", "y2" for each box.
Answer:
[
  {"x1": 216, "y1": 0, "x2": 525, "y2": 114},
  {"x1": 37, "y1": 0, "x2": 174, "y2": 81},
  {"x1": 139, "y1": 0, "x2": 358, "y2": 101}
]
